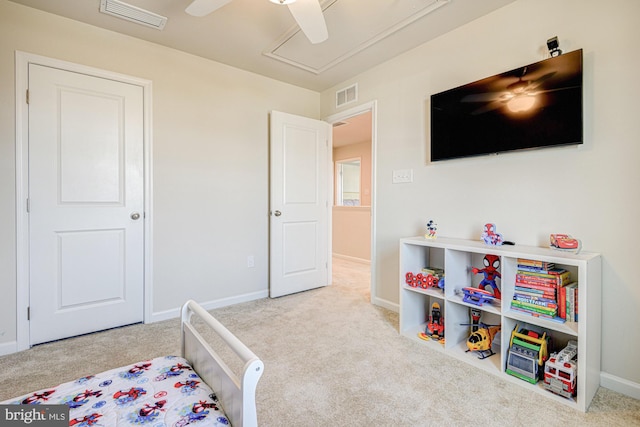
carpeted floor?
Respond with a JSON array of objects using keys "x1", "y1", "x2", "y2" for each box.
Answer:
[{"x1": 1, "y1": 258, "x2": 639, "y2": 426}]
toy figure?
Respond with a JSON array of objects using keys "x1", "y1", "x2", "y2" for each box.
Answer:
[
  {"x1": 425, "y1": 220, "x2": 437, "y2": 239},
  {"x1": 481, "y1": 223, "x2": 503, "y2": 246},
  {"x1": 418, "y1": 302, "x2": 444, "y2": 342},
  {"x1": 471, "y1": 254, "x2": 501, "y2": 299},
  {"x1": 470, "y1": 308, "x2": 481, "y2": 332}
]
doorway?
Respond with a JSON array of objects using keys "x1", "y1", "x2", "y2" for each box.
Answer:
[
  {"x1": 15, "y1": 52, "x2": 153, "y2": 350},
  {"x1": 326, "y1": 102, "x2": 377, "y2": 302}
]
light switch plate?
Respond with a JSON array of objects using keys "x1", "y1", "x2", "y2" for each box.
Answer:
[{"x1": 392, "y1": 169, "x2": 413, "y2": 184}]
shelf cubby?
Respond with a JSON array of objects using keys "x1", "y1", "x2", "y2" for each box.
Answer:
[{"x1": 399, "y1": 236, "x2": 601, "y2": 412}]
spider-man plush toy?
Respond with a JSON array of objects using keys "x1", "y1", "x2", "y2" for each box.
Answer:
[{"x1": 471, "y1": 254, "x2": 501, "y2": 299}]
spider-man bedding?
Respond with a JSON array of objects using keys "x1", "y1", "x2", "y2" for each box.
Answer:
[{"x1": 3, "y1": 355, "x2": 230, "y2": 426}]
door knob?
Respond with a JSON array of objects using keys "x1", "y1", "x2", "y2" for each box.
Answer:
[
  {"x1": 130, "y1": 212, "x2": 141, "y2": 220},
  {"x1": 273, "y1": 210, "x2": 282, "y2": 217}
]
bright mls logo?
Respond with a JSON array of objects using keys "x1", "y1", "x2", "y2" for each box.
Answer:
[{"x1": 1, "y1": 405, "x2": 68, "y2": 426}]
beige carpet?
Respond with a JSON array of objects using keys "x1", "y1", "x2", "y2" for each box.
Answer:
[{"x1": 1, "y1": 258, "x2": 639, "y2": 426}]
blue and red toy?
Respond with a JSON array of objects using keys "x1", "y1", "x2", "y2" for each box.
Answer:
[
  {"x1": 462, "y1": 287, "x2": 496, "y2": 306},
  {"x1": 471, "y1": 254, "x2": 502, "y2": 299}
]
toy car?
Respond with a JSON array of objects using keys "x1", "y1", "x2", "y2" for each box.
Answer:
[{"x1": 550, "y1": 234, "x2": 581, "y2": 253}]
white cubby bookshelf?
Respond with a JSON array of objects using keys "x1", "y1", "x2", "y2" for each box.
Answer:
[{"x1": 399, "y1": 236, "x2": 601, "y2": 412}]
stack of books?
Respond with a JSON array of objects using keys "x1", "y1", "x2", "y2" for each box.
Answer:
[{"x1": 511, "y1": 259, "x2": 573, "y2": 322}]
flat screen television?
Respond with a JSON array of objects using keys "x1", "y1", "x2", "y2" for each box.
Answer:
[{"x1": 430, "y1": 49, "x2": 583, "y2": 162}]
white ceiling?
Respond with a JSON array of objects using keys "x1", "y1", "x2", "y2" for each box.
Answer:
[{"x1": 9, "y1": 0, "x2": 516, "y2": 92}]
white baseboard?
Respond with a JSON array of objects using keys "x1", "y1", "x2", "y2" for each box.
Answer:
[
  {"x1": 372, "y1": 295, "x2": 398, "y2": 313},
  {"x1": 600, "y1": 372, "x2": 640, "y2": 400},
  {"x1": 0, "y1": 340, "x2": 18, "y2": 357},
  {"x1": 332, "y1": 253, "x2": 371, "y2": 265},
  {"x1": 149, "y1": 290, "x2": 269, "y2": 323}
]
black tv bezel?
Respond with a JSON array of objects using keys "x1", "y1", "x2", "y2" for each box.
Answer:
[{"x1": 430, "y1": 49, "x2": 583, "y2": 162}]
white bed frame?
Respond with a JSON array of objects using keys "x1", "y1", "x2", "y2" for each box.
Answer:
[{"x1": 181, "y1": 300, "x2": 264, "y2": 427}]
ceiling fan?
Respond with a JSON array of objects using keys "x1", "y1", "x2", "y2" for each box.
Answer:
[
  {"x1": 462, "y1": 68, "x2": 557, "y2": 115},
  {"x1": 185, "y1": 0, "x2": 328, "y2": 44}
]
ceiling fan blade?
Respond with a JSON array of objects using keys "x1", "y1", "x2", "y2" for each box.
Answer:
[
  {"x1": 528, "y1": 85, "x2": 581, "y2": 96},
  {"x1": 526, "y1": 71, "x2": 557, "y2": 91},
  {"x1": 185, "y1": 0, "x2": 233, "y2": 17},
  {"x1": 461, "y1": 92, "x2": 504, "y2": 103},
  {"x1": 471, "y1": 100, "x2": 506, "y2": 115},
  {"x1": 287, "y1": 0, "x2": 328, "y2": 44}
]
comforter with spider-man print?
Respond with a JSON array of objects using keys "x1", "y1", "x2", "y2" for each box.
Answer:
[{"x1": 2, "y1": 356, "x2": 230, "y2": 426}]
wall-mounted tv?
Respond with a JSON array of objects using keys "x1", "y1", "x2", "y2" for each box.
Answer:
[{"x1": 430, "y1": 49, "x2": 583, "y2": 162}]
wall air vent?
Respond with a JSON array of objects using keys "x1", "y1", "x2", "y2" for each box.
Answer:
[
  {"x1": 99, "y1": 0, "x2": 168, "y2": 30},
  {"x1": 336, "y1": 84, "x2": 358, "y2": 108}
]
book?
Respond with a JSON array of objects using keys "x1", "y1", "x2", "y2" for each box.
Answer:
[
  {"x1": 512, "y1": 294, "x2": 557, "y2": 307},
  {"x1": 510, "y1": 306, "x2": 566, "y2": 323},
  {"x1": 517, "y1": 270, "x2": 571, "y2": 282},
  {"x1": 512, "y1": 305, "x2": 557, "y2": 317},
  {"x1": 514, "y1": 287, "x2": 556, "y2": 299},
  {"x1": 515, "y1": 278, "x2": 559, "y2": 290},
  {"x1": 517, "y1": 265, "x2": 567, "y2": 275},
  {"x1": 510, "y1": 304, "x2": 557, "y2": 318},
  {"x1": 559, "y1": 283, "x2": 567, "y2": 319},
  {"x1": 511, "y1": 300, "x2": 557, "y2": 316},
  {"x1": 516, "y1": 273, "x2": 571, "y2": 287},
  {"x1": 517, "y1": 259, "x2": 555, "y2": 269},
  {"x1": 515, "y1": 284, "x2": 551, "y2": 292},
  {"x1": 565, "y1": 282, "x2": 578, "y2": 322},
  {"x1": 421, "y1": 267, "x2": 444, "y2": 276}
]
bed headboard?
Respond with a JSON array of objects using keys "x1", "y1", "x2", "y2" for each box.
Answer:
[{"x1": 180, "y1": 300, "x2": 264, "y2": 427}]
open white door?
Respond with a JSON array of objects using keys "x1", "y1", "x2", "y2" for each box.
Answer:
[{"x1": 269, "y1": 111, "x2": 331, "y2": 298}]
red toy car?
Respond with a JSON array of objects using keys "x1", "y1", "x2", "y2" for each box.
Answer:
[{"x1": 550, "y1": 234, "x2": 581, "y2": 253}]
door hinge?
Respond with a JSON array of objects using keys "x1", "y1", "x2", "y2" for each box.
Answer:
[
  {"x1": 26, "y1": 198, "x2": 30, "y2": 213},
  {"x1": 27, "y1": 306, "x2": 30, "y2": 321},
  {"x1": 26, "y1": 89, "x2": 29, "y2": 105}
]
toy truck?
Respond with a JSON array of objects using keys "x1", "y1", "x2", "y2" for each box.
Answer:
[{"x1": 543, "y1": 340, "x2": 578, "y2": 398}]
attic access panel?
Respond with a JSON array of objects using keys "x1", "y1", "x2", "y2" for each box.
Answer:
[{"x1": 264, "y1": 0, "x2": 449, "y2": 74}]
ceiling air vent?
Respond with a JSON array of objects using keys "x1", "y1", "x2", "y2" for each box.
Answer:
[
  {"x1": 336, "y1": 84, "x2": 358, "y2": 108},
  {"x1": 99, "y1": 0, "x2": 168, "y2": 30}
]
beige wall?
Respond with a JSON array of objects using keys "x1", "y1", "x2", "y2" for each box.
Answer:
[
  {"x1": 0, "y1": 1, "x2": 319, "y2": 351},
  {"x1": 333, "y1": 141, "x2": 371, "y2": 261},
  {"x1": 321, "y1": 0, "x2": 640, "y2": 390},
  {"x1": 3, "y1": 0, "x2": 639, "y2": 398}
]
